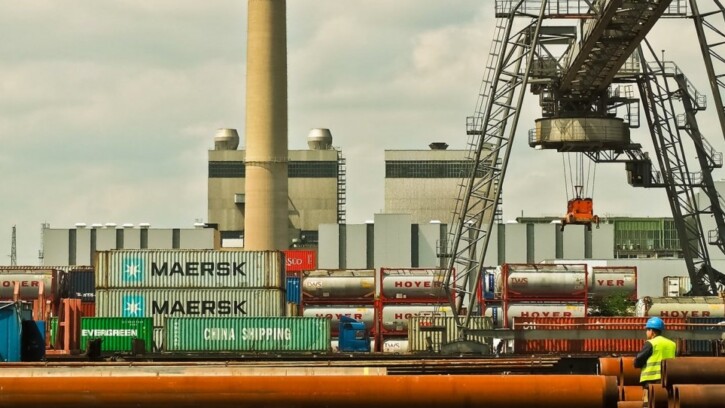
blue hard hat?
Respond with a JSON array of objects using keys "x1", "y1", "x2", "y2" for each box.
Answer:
[{"x1": 645, "y1": 317, "x2": 665, "y2": 331}]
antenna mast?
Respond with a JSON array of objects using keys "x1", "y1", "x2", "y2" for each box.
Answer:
[{"x1": 10, "y1": 225, "x2": 17, "y2": 266}]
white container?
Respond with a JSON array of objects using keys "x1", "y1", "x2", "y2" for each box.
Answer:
[
  {"x1": 302, "y1": 305, "x2": 376, "y2": 331},
  {"x1": 505, "y1": 302, "x2": 586, "y2": 328},
  {"x1": 482, "y1": 304, "x2": 504, "y2": 328},
  {"x1": 96, "y1": 288, "x2": 284, "y2": 327},
  {"x1": 380, "y1": 268, "x2": 446, "y2": 300},
  {"x1": 590, "y1": 266, "x2": 637, "y2": 298},
  {"x1": 407, "y1": 316, "x2": 492, "y2": 352},
  {"x1": 381, "y1": 338, "x2": 409, "y2": 353},
  {"x1": 504, "y1": 264, "x2": 587, "y2": 298},
  {"x1": 0, "y1": 270, "x2": 59, "y2": 300},
  {"x1": 662, "y1": 276, "x2": 691, "y2": 297},
  {"x1": 301, "y1": 270, "x2": 375, "y2": 300},
  {"x1": 380, "y1": 304, "x2": 453, "y2": 332},
  {"x1": 482, "y1": 267, "x2": 502, "y2": 299},
  {"x1": 636, "y1": 296, "x2": 724, "y2": 319},
  {"x1": 95, "y1": 250, "x2": 284, "y2": 289}
]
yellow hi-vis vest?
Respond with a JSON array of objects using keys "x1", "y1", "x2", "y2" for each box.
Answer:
[{"x1": 640, "y1": 335, "x2": 677, "y2": 383}]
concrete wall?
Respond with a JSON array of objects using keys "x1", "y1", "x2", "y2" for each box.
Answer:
[
  {"x1": 374, "y1": 214, "x2": 412, "y2": 268},
  {"x1": 344, "y1": 224, "x2": 369, "y2": 269},
  {"x1": 318, "y1": 224, "x2": 340, "y2": 269}
]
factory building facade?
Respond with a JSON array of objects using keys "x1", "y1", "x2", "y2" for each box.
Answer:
[{"x1": 208, "y1": 128, "x2": 345, "y2": 247}]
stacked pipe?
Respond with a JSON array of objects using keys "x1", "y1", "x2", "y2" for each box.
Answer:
[
  {"x1": 659, "y1": 357, "x2": 725, "y2": 408},
  {"x1": 599, "y1": 356, "x2": 645, "y2": 407}
]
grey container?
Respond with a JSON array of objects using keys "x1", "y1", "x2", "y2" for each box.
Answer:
[
  {"x1": 408, "y1": 316, "x2": 493, "y2": 353},
  {"x1": 96, "y1": 288, "x2": 284, "y2": 327},
  {"x1": 95, "y1": 250, "x2": 284, "y2": 289},
  {"x1": 685, "y1": 317, "x2": 725, "y2": 355}
]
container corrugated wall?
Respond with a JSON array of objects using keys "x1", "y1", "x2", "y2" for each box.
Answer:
[
  {"x1": 67, "y1": 269, "x2": 95, "y2": 300},
  {"x1": 408, "y1": 316, "x2": 492, "y2": 352},
  {"x1": 685, "y1": 317, "x2": 725, "y2": 355},
  {"x1": 286, "y1": 277, "x2": 301, "y2": 304},
  {"x1": 96, "y1": 288, "x2": 284, "y2": 327},
  {"x1": 80, "y1": 317, "x2": 153, "y2": 352},
  {"x1": 0, "y1": 302, "x2": 22, "y2": 362},
  {"x1": 511, "y1": 317, "x2": 687, "y2": 354},
  {"x1": 95, "y1": 250, "x2": 284, "y2": 289},
  {"x1": 164, "y1": 317, "x2": 330, "y2": 352}
]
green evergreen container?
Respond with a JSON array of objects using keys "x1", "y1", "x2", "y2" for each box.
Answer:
[
  {"x1": 164, "y1": 317, "x2": 330, "y2": 352},
  {"x1": 80, "y1": 317, "x2": 153, "y2": 352},
  {"x1": 49, "y1": 317, "x2": 58, "y2": 346}
]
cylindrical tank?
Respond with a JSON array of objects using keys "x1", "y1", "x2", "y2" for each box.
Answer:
[
  {"x1": 662, "y1": 276, "x2": 691, "y2": 297},
  {"x1": 213, "y1": 128, "x2": 240, "y2": 151},
  {"x1": 302, "y1": 305, "x2": 376, "y2": 332},
  {"x1": 504, "y1": 264, "x2": 587, "y2": 299},
  {"x1": 0, "y1": 270, "x2": 58, "y2": 300},
  {"x1": 589, "y1": 266, "x2": 637, "y2": 298},
  {"x1": 483, "y1": 304, "x2": 505, "y2": 328},
  {"x1": 301, "y1": 270, "x2": 375, "y2": 300},
  {"x1": 307, "y1": 128, "x2": 333, "y2": 150},
  {"x1": 380, "y1": 269, "x2": 446, "y2": 301},
  {"x1": 381, "y1": 338, "x2": 409, "y2": 354},
  {"x1": 244, "y1": 0, "x2": 289, "y2": 251},
  {"x1": 505, "y1": 302, "x2": 587, "y2": 328},
  {"x1": 636, "y1": 296, "x2": 725, "y2": 319},
  {"x1": 379, "y1": 305, "x2": 453, "y2": 333},
  {"x1": 481, "y1": 268, "x2": 501, "y2": 300}
]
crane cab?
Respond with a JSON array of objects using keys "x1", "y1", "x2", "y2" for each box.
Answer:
[{"x1": 338, "y1": 316, "x2": 371, "y2": 352}]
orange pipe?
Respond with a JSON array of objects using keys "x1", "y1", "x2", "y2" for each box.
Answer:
[
  {"x1": 662, "y1": 357, "x2": 725, "y2": 388},
  {"x1": 618, "y1": 402, "x2": 644, "y2": 408},
  {"x1": 0, "y1": 375, "x2": 618, "y2": 408},
  {"x1": 619, "y1": 357, "x2": 640, "y2": 386},
  {"x1": 621, "y1": 385, "x2": 644, "y2": 401},
  {"x1": 673, "y1": 384, "x2": 725, "y2": 408},
  {"x1": 647, "y1": 384, "x2": 668, "y2": 408},
  {"x1": 600, "y1": 357, "x2": 621, "y2": 379}
]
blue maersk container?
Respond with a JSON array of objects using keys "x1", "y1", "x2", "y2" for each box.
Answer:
[
  {"x1": 286, "y1": 276, "x2": 301, "y2": 304},
  {"x1": 0, "y1": 302, "x2": 23, "y2": 362}
]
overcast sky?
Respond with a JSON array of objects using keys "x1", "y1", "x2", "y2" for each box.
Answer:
[{"x1": 1, "y1": 1, "x2": 723, "y2": 265}]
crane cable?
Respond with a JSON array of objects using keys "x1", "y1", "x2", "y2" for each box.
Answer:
[{"x1": 562, "y1": 152, "x2": 597, "y2": 200}]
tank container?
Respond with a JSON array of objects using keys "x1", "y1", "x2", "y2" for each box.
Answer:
[
  {"x1": 380, "y1": 304, "x2": 453, "y2": 333},
  {"x1": 379, "y1": 268, "x2": 447, "y2": 301},
  {"x1": 503, "y1": 264, "x2": 587, "y2": 299},
  {"x1": 301, "y1": 305, "x2": 376, "y2": 333},
  {"x1": 636, "y1": 296, "x2": 725, "y2": 319},
  {"x1": 505, "y1": 301, "x2": 586, "y2": 328},
  {"x1": 301, "y1": 270, "x2": 375, "y2": 301},
  {"x1": 589, "y1": 266, "x2": 636, "y2": 299},
  {"x1": 0, "y1": 270, "x2": 59, "y2": 300}
]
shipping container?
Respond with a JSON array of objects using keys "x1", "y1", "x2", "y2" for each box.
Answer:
[
  {"x1": 511, "y1": 317, "x2": 686, "y2": 354},
  {"x1": 301, "y1": 305, "x2": 376, "y2": 334},
  {"x1": 505, "y1": 301, "x2": 587, "y2": 328},
  {"x1": 49, "y1": 317, "x2": 58, "y2": 347},
  {"x1": 482, "y1": 268, "x2": 500, "y2": 300},
  {"x1": 95, "y1": 250, "x2": 284, "y2": 289},
  {"x1": 636, "y1": 296, "x2": 725, "y2": 318},
  {"x1": 153, "y1": 327, "x2": 163, "y2": 352},
  {"x1": 301, "y1": 270, "x2": 375, "y2": 301},
  {"x1": 380, "y1": 304, "x2": 453, "y2": 333},
  {"x1": 81, "y1": 301, "x2": 96, "y2": 317},
  {"x1": 67, "y1": 268, "x2": 95, "y2": 301},
  {"x1": 662, "y1": 276, "x2": 691, "y2": 297},
  {"x1": 284, "y1": 250, "x2": 316, "y2": 272},
  {"x1": 96, "y1": 288, "x2": 284, "y2": 327},
  {"x1": 408, "y1": 316, "x2": 493, "y2": 353},
  {"x1": 503, "y1": 264, "x2": 587, "y2": 299},
  {"x1": 80, "y1": 317, "x2": 153, "y2": 352},
  {"x1": 379, "y1": 268, "x2": 447, "y2": 301},
  {"x1": 0, "y1": 302, "x2": 22, "y2": 362},
  {"x1": 286, "y1": 277, "x2": 301, "y2": 304},
  {"x1": 684, "y1": 317, "x2": 725, "y2": 355},
  {"x1": 164, "y1": 317, "x2": 330, "y2": 352},
  {"x1": 381, "y1": 337, "x2": 408, "y2": 354},
  {"x1": 0, "y1": 270, "x2": 60, "y2": 300},
  {"x1": 589, "y1": 266, "x2": 637, "y2": 299}
]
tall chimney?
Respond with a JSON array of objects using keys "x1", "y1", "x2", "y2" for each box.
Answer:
[{"x1": 244, "y1": 0, "x2": 289, "y2": 250}]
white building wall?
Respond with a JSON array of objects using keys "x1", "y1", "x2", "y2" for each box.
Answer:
[{"x1": 563, "y1": 225, "x2": 586, "y2": 259}]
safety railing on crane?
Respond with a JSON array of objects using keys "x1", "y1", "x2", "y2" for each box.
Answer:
[
  {"x1": 648, "y1": 61, "x2": 707, "y2": 110},
  {"x1": 495, "y1": 0, "x2": 687, "y2": 18}
]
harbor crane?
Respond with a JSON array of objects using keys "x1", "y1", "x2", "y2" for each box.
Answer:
[{"x1": 442, "y1": 0, "x2": 725, "y2": 350}]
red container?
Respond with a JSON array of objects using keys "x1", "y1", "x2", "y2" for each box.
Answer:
[
  {"x1": 284, "y1": 250, "x2": 316, "y2": 273},
  {"x1": 80, "y1": 301, "x2": 96, "y2": 317},
  {"x1": 511, "y1": 317, "x2": 687, "y2": 354},
  {"x1": 379, "y1": 268, "x2": 450, "y2": 303}
]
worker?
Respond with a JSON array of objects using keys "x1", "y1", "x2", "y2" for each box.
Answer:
[{"x1": 634, "y1": 316, "x2": 677, "y2": 386}]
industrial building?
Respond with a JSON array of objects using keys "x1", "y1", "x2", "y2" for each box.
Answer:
[
  {"x1": 207, "y1": 128, "x2": 345, "y2": 247},
  {"x1": 384, "y1": 143, "x2": 498, "y2": 225}
]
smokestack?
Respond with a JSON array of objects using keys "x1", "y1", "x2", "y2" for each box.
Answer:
[{"x1": 244, "y1": 0, "x2": 289, "y2": 250}]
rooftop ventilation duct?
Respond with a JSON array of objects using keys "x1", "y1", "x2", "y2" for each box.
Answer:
[
  {"x1": 429, "y1": 142, "x2": 449, "y2": 150},
  {"x1": 214, "y1": 128, "x2": 240, "y2": 150},
  {"x1": 308, "y1": 128, "x2": 333, "y2": 150}
]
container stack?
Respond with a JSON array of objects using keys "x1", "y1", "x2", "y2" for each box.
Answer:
[
  {"x1": 377, "y1": 268, "x2": 451, "y2": 353},
  {"x1": 66, "y1": 268, "x2": 96, "y2": 317},
  {"x1": 299, "y1": 269, "x2": 376, "y2": 351},
  {"x1": 95, "y1": 250, "x2": 285, "y2": 351},
  {"x1": 283, "y1": 249, "x2": 316, "y2": 316},
  {"x1": 480, "y1": 264, "x2": 589, "y2": 328}
]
